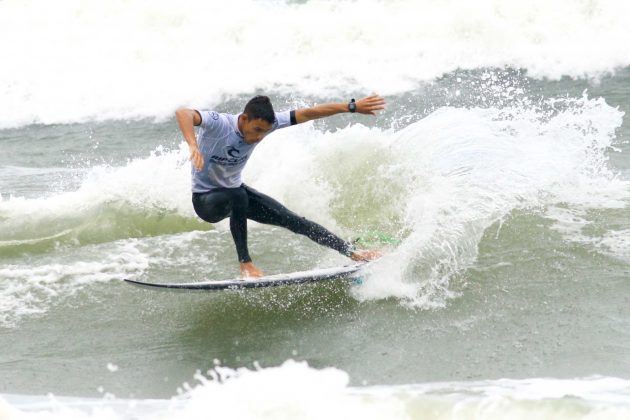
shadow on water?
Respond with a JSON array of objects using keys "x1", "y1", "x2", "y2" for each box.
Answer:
[
  {"x1": 130, "y1": 279, "x2": 370, "y2": 369},
  {"x1": 177, "y1": 279, "x2": 360, "y2": 332}
]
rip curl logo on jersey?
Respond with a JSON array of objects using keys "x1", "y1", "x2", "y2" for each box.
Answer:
[
  {"x1": 209, "y1": 145, "x2": 248, "y2": 167},
  {"x1": 211, "y1": 111, "x2": 220, "y2": 120},
  {"x1": 226, "y1": 146, "x2": 240, "y2": 158}
]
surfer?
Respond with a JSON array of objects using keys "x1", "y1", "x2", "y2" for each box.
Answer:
[{"x1": 176, "y1": 95, "x2": 385, "y2": 278}]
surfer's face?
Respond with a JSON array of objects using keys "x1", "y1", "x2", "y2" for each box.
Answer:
[{"x1": 239, "y1": 115, "x2": 273, "y2": 144}]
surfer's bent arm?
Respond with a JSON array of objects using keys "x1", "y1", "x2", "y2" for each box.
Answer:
[
  {"x1": 294, "y1": 95, "x2": 385, "y2": 124},
  {"x1": 175, "y1": 108, "x2": 204, "y2": 171}
]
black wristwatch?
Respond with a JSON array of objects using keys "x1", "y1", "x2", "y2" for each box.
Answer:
[{"x1": 348, "y1": 98, "x2": 356, "y2": 113}]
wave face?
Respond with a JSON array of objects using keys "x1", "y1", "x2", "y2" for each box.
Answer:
[
  {"x1": 2, "y1": 0, "x2": 630, "y2": 128},
  {"x1": 1, "y1": 90, "x2": 626, "y2": 325}
]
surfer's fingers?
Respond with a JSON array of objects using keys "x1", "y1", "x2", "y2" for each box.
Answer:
[
  {"x1": 190, "y1": 149, "x2": 204, "y2": 171},
  {"x1": 357, "y1": 95, "x2": 385, "y2": 114},
  {"x1": 359, "y1": 104, "x2": 384, "y2": 115},
  {"x1": 362, "y1": 96, "x2": 385, "y2": 105}
]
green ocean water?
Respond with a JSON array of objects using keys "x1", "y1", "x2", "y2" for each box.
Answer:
[
  {"x1": 3, "y1": 1, "x2": 630, "y2": 416},
  {"x1": 1, "y1": 69, "x2": 629, "y2": 402}
]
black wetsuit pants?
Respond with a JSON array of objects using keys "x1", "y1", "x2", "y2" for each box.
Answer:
[{"x1": 192, "y1": 184, "x2": 354, "y2": 263}]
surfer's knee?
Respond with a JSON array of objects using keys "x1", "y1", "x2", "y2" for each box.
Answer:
[
  {"x1": 192, "y1": 194, "x2": 230, "y2": 223},
  {"x1": 196, "y1": 207, "x2": 229, "y2": 223}
]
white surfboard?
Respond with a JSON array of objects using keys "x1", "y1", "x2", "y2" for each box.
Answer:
[{"x1": 124, "y1": 262, "x2": 368, "y2": 291}]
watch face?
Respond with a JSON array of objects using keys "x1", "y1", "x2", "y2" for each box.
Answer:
[{"x1": 349, "y1": 102, "x2": 356, "y2": 112}]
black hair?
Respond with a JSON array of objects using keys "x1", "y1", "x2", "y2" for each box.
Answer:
[{"x1": 243, "y1": 95, "x2": 275, "y2": 125}]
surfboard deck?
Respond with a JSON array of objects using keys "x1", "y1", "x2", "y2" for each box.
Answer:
[{"x1": 123, "y1": 262, "x2": 368, "y2": 291}]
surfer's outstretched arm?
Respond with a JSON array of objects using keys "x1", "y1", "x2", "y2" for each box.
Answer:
[{"x1": 294, "y1": 95, "x2": 385, "y2": 124}]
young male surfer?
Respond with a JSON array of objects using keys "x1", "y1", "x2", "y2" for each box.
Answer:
[{"x1": 176, "y1": 95, "x2": 385, "y2": 278}]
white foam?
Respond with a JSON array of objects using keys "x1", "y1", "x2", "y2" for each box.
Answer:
[
  {"x1": 548, "y1": 219, "x2": 630, "y2": 262},
  {"x1": 0, "y1": 227, "x2": 236, "y2": 329},
  {"x1": 106, "y1": 363, "x2": 119, "y2": 373},
  {"x1": 545, "y1": 194, "x2": 630, "y2": 262},
  {"x1": 599, "y1": 229, "x2": 630, "y2": 260},
  {"x1": 0, "y1": 144, "x2": 194, "y2": 238},
  {"x1": 3, "y1": 361, "x2": 630, "y2": 420},
  {"x1": 346, "y1": 95, "x2": 627, "y2": 306},
  {"x1": 0, "y1": 240, "x2": 149, "y2": 328},
  {"x1": 1, "y1": 0, "x2": 630, "y2": 127},
  {"x1": 244, "y1": 122, "x2": 391, "y2": 234}
]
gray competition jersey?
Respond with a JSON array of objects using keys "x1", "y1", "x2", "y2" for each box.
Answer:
[{"x1": 192, "y1": 110, "x2": 293, "y2": 193}]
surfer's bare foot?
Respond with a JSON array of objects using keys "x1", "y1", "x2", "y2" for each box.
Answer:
[
  {"x1": 350, "y1": 249, "x2": 382, "y2": 262},
  {"x1": 240, "y1": 261, "x2": 264, "y2": 278}
]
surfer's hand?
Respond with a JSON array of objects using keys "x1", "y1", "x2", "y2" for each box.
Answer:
[
  {"x1": 350, "y1": 249, "x2": 383, "y2": 261},
  {"x1": 355, "y1": 95, "x2": 385, "y2": 116},
  {"x1": 189, "y1": 146, "x2": 204, "y2": 171}
]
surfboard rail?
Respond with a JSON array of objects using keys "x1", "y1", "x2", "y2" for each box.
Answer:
[{"x1": 123, "y1": 262, "x2": 367, "y2": 291}]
